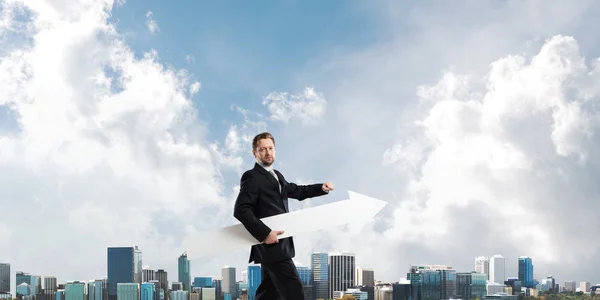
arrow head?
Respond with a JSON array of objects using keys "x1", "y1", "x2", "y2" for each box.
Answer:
[{"x1": 347, "y1": 190, "x2": 388, "y2": 219}]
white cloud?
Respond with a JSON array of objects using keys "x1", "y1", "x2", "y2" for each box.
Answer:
[
  {"x1": 146, "y1": 10, "x2": 158, "y2": 35},
  {"x1": 382, "y1": 35, "x2": 600, "y2": 268},
  {"x1": 0, "y1": 0, "x2": 228, "y2": 291},
  {"x1": 262, "y1": 86, "x2": 327, "y2": 125}
]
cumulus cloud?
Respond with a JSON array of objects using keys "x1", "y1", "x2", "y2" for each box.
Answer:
[
  {"x1": 262, "y1": 86, "x2": 327, "y2": 125},
  {"x1": 381, "y1": 35, "x2": 600, "y2": 276},
  {"x1": 0, "y1": 0, "x2": 228, "y2": 288}
]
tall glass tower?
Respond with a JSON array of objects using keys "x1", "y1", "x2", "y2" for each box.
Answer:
[
  {"x1": 518, "y1": 256, "x2": 534, "y2": 288},
  {"x1": 311, "y1": 253, "x2": 328, "y2": 300},
  {"x1": 177, "y1": 253, "x2": 191, "y2": 292},
  {"x1": 108, "y1": 246, "x2": 140, "y2": 300},
  {"x1": 0, "y1": 263, "x2": 9, "y2": 293},
  {"x1": 247, "y1": 265, "x2": 261, "y2": 300}
]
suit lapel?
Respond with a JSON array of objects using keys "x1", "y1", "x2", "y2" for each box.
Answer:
[{"x1": 254, "y1": 163, "x2": 282, "y2": 195}]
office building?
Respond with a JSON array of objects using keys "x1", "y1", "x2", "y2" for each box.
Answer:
[
  {"x1": 247, "y1": 265, "x2": 261, "y2": 300},
  {"x1": 457, "y1": 272, "x2": 487, "y2": 300},
  {"x1": 65, "y1": 281, "x2": 85, "y2": 300},
  {"x1": 311, "y1": 253, "x2": 328, "y2": 300},
  {"x1": 44, "y1": 276, "x2": 57, "y2": 294},
  {"x1": 474, "y1": 257, "x2": 489, "y2": 281},
  {"x1": 355, "y1": 267, "x2": 374, "y2": 287},
  {"x1": 178, "y1": 253, "x2": 191, "y2": 292},
  {"x1": 143, "y1": 267, "x2": 155, "y2": 283},
  {"x1": 328, "y1": 252, "x2": 355, "y2": 299},
  {"x1": 108, "y1": 246, "x2": 141, "y2": 300},
  {"x1": 490, "y1": 255, "x2": 505, "y2": 284},
  {"x1": 117, "y1": 283, "x2": 138, "y2": 300},
  {"x1": 0, "y1": 264, "x2": 9, "y2": 293},
  {"x1": 222, "y1": 267, "x2": 236, "y2": 296},
  {"x1": 141, "y1": 283, "x2": 155, "y2": 300},
  {"x1": 518, "y1": 257, "x2": 534, "y2": 288}
]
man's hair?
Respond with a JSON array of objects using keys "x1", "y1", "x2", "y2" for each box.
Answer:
[{"x1": 252, "y1": 132, "x2": 275, "y2": 150}]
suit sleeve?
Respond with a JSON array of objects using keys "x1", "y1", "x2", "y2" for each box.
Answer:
[
  {"x1": 287, "y1": 182, "x2": 328, "y2": 201},
  {"x1": 233, "y1": 171, "x2": 272, "y2": 243}
]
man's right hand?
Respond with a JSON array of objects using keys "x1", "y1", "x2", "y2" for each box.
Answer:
[{"x1": 263, "y1": 230, "x2": 284, "y2": 244}]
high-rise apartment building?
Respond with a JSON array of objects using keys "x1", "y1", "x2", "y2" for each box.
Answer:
[
  {"x1": 311, "y1": 253, "x2": 328, "y2": 300},
  {"x1": 178, "y1": 253, "x2": 191, "y2": 292},
  {"x1": 489, "y1": 255, "x2": 505, "y2": 284},
  {"x1": 518, "y1": 256, "x2": 534, "y2": 288},
  {"x1": 328, "y1": 252, "x2": 355, "y2": 299},
  {"x1": 474, "y1": 257, "x2": 489, "y2": 280},
  {"x1": 0, "y1": 263, "x2": 9, "y2": 293}
]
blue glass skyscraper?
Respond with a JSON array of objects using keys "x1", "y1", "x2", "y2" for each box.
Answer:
[
  {"x1": 518, "y1": 256, "x2": 534, "y2": 288},
  {"x1": 178, "y1": 253, "x2": 191, "y2": 292},
  {"x1": 248, "y1": 265, "x2": 261, "y2": 300},
  {"x1": 107, "y1": 247, "x2": 136, "y2": 300},
  {"x1": 296, "y1": 266, "x2": 311, "y2": 286},
  {"x1": 311, "y1": 253, "x2": 329, "y2": 300}
]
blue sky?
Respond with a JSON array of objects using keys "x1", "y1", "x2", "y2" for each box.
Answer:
[
  {"x1": 2, "y1": 0, "x2": 600, "y2": 294},
  {"x1": 107, "y1": 1, "x2": 387, "y2": 133}
]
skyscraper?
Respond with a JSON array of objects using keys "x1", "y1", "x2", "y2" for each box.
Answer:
[
  {"x1": 518, "y1": 256, "x2": 534, "y2": 288},
  {"x1": 221, "y1": 266, "x2": 236, "y2": 297},
  {"x1": 355, "y1": 267, "x2": 374, "y2": 287},
  {"x1": 311, "y1": 253, "x2": 329, "y2": 300},
  {"x1": 155, "y1": 269, "x2": 168, "y2": 297},
  {"x1": 107, "y1": 246, "x2": 140, "y2": 300},
  {"x1": 134, "y1": 246, "x2": 143, "y2": 284},
  {"x1": 247, "y1": 265, "x2": 261, "y2": 300},
  {"x1": 0, "y1": 263, "x2": 9, "y2": 293},
  {"x1": 44, "y1": 276, "x2": 57, "y2": 294},
  {"x1": 177, "y1": 253, "x2": 191, "y2": 292},
  {"x1": 328, "y1": 252, "x2": 355, "y2": 299},
  {"x1": 474, "y1": 257, "x2": 489, "y2": 280},
  {"x1": 143, "y1": 266, "x2": 155, "y2": 283},
  {"x1": 489, "y1": 255, "x2": 505, "y2": 284},
  {"x1": 65, "y1": 281, "x2": 86, "y2": 300}
]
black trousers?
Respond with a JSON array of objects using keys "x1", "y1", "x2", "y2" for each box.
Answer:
[{"x1": 255, "y1": 258, "x2": 304, "y2": 300}]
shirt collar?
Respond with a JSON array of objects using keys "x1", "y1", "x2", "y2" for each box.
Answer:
[{"x1": 256, "y1": 159, "x2": 274, "y2": 172}]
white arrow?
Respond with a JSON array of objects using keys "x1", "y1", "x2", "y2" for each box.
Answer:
[{"x1": 182, "y1": 190, "x2": 387, "y2": 260}]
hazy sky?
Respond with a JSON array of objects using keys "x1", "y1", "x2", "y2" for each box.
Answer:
[{"x1": 1, "y1": 0, "x2": 600, "y2": 295}]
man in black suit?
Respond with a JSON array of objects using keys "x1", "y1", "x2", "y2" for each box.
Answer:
[{"x1": 234, "y1": 132, "x2": 334, "y2": 300}]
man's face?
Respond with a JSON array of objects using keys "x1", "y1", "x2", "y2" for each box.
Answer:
[{"x1": 253, "y1": 138, "x2": 275, "y2": 166}]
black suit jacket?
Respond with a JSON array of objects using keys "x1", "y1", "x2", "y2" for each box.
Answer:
[{"x1": 233, "y1": 162, "x2": 328, "y2": 264}]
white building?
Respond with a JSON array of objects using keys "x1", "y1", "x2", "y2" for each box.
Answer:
[{"x1": 489, "y1": 255, "x2": 505, "y2": 284}]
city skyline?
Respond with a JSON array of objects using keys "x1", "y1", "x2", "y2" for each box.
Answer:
[
  {"x1": 1, "y1": 0, "x2": 600, "y2": 296},
  {"x1": 2, "y1": 247, "x2": 597, "y2": 297}
]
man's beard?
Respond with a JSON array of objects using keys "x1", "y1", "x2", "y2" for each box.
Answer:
[{"x1": 260, "y1": 157, "x2": 274, "y2": 166}]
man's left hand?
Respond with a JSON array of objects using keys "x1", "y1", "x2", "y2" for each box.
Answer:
[{"x1": 322, "y1": 182, "x2": 334, "y2": 192}]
